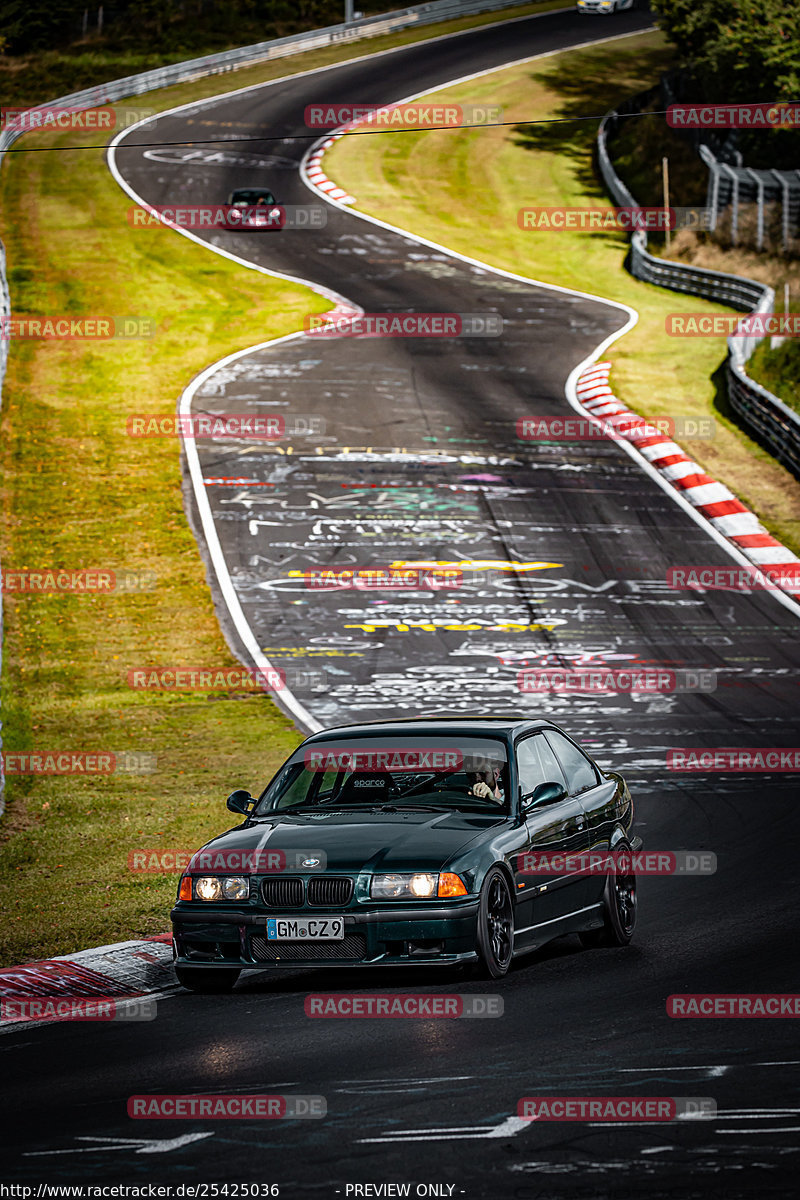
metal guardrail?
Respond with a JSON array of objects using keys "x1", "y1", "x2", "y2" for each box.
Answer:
[
  {"x1": 727, "y1": 354, "x2": 800, "y2": 478},
  {"x1": 0, "y1": 0, "x2": 539, "y2": 168},
  {"x1": 597, "y1": 104, "x2": 799, "y2": 478},
  {"x1": 597, "y1": 105, "x2": 769, "y2": 312},
  {"x1": 0, "y1": 241, "x2": 7, "y2": 815},
  {"x1": 627, "y1": 229, "x2": 768, "y2": 312},
  {"x1": 0, "y1": 0, "x2": 545, "y2": 819}
]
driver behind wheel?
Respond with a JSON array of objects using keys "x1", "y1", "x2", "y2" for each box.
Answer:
[{"x1": 465, "y1": 758, "x2": 504, "y2": 802}]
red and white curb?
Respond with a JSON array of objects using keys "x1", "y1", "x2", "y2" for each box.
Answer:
[
  {"x1": 0, "y1": 934, "x2": 176, "y2": 1029},
  {"x1": 576, "y1": 362, "x2": 800, "y2": 597},
  {"x1": 311, "y1": 297, "x2": 364, "y2": 327},
  {"x1": 305, "y1": 136, "x2": 356, "y2": 205}
]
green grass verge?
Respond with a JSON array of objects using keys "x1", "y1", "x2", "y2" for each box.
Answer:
[
  {"x1": 0, "y1": 2, "x2": 567, "y2": 107},
  {"x1": 748, "y1": 334, "x2": 800, "y2": 415},
  {"x1": 0, "y1": 111, "x2": 326, "y2": 964},
  {"x1": 0, "y1": 0, "x2": 572, "y2": 968},
  {"x1": 2, "y1": 3, "x2": 574, "y2": 966},
  {"x1": 325, "y1": 30, "x2": 800, "y2": 555},
  {"x1": 1, "y1": 8, "x2": 794, "y2": 969}
]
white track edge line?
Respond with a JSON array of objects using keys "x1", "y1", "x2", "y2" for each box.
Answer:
[
  {"x1": 106, "y1": 150, "x2": 363, "y2": 734},
  {"x1": 104, "y1": 24, "x2": 653, "y2": 731},
  {"x1": 299, "y1": 34, "x2": 800, "y2": 622}
]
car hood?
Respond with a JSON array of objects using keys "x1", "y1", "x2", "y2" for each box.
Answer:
[{"x1": 194, "y1": 809, "x2": 504, "y2": 874}]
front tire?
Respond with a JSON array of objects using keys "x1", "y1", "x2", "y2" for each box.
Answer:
[
  {"x1": 475, "y1": 867, "x2": 514, "y2": 978},
  {"x1": 175, "y1": 965, "x2": 241, "y2": 993},
  {"x1": 579, "y1": 844, "x2": 637, "y2": 948}
]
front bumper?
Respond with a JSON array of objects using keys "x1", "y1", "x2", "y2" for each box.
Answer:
[
  {"x1": 171, "y1": 899, "x2": 481, "y2": 970},
  {"x1": 223, "y1": 220, "x2": 283, "y2": 232}
]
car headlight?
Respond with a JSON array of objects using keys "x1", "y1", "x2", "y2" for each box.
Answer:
[
  {"x1": 370, "y1": 872, "x2": 467, "y2": 899},
  {"x1": 372, "y1": 872, "x2": 437, "y2": 899},
  {"x1": 269, "y1": 207, "x2": 282, "y2": 220},
  {"x1": 195, "y1": 876, "x2": 222, "y2": 901},
  {"x1": 193, "y1": 875, "x2": 248, "y2": 901}
]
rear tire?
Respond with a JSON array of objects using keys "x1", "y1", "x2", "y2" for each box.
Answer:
[
  {"x1": 475, "y1": 867, "x2": 514, "y2": 978},
  {"x1": 579, "y1": 843, "x2": 637, "y2": 948},
  {"x1": 175, "y1": 965, "x2": 241, "y2": 993}
]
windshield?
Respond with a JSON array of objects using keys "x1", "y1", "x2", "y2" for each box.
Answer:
[
  {"x1": 229, "y1": 189, "x2": 276, "y2": 205},
  {"x1": 254, "y1": 736, "x2": 510, "y2": 816}
]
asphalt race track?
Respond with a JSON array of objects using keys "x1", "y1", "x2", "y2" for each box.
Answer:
[{"x1": 5, "y1": 6, "x2": 800, "y2": 1196}]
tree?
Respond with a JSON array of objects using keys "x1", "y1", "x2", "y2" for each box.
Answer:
[
  {"x1": 0, "y1": 0, "x2": 85, "y2": 53},
  {"x1": 652, "y1": 0, "x2": 800, "y2": 101}
]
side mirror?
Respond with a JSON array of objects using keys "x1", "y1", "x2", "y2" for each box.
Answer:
[
  {"x1": 227, "y1": 788, "x2": 255, "y2": 816},
  {"x1": 522, "y1": 781, "x2": 568, "y2": 810}
]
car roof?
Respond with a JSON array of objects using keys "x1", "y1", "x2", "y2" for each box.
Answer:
[{"x1": 303, "y1": 716, "x2": 556, "y2": 742}]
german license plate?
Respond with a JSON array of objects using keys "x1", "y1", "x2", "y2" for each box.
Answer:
[{"x1": 266, "y1": 916, "x2": 345, "y2": 941}]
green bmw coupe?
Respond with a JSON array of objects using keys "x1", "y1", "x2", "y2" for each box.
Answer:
[{"x1": 171, "y1": 717, "x2": 640, "y2": 991}]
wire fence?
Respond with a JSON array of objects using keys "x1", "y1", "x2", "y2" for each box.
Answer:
[
  {"x1": 659, "y1": 74, "x2": 800, "y2": 256},
  {"x1": 597, "y1": 99, "x2": 800, "y2": 479}
]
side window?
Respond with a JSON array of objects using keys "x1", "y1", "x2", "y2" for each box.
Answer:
[
  {"x1": 272, "y1": 767, "x2": 311, "y2": 811},
  {"x1": 516, "y1": 736, "x2": 567, "y2": 798},
  {"x1": 545, "y1": 731, "x2": 599, "y2": 796}
]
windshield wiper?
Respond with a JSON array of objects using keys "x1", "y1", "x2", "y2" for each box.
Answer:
[
  {"x1": 376, "y1": 803, "x2": 446, "y2": 813},
  {"x1": 267, "y1": 802, "x2": 396, "y2": 813}
]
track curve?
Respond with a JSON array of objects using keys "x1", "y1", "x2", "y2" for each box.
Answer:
[{"x1": 5, "y1": 8, "x2": 799, "y2": 1196}]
